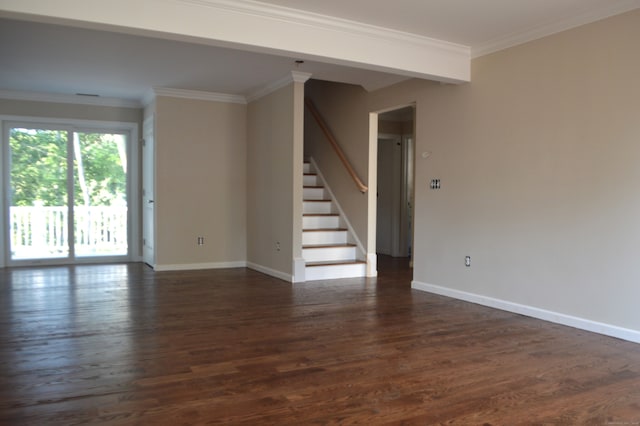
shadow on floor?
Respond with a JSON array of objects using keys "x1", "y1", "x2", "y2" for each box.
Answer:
[{"x1": 376, "y1": 254, "x2": 412, "y2": 275}]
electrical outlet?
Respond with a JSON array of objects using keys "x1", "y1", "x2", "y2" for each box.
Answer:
[
  {"x1": 197, "y1": 236, "x2": 205, "y2": 246},
  {"x1": 275, "y1": 241, "x2": 281, "y2": 252},
  {"x1": 465, "y1": 256, "x2": 471, "y2": 267}
]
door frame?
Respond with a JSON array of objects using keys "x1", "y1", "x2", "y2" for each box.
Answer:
[
  {"x1": 142, "y1": 113, "x2": 155, "y2": 267},
  {"x1": 369, "y1": 104, "x2": 416, "y2": 265},
  {"x1": 0, "y1": 115, "x2": 140, "y2": 267}
]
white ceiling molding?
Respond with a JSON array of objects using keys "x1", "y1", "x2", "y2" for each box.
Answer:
[
  {"x1": 148, "y1": 71, "x2": 311, "y2": 106},
  {"x1": 472, "y1": 0, "x2": 640, "y2": 58},
  {"x1": 0, "y1": 0, "x2": 470, "y2": 83},
  {"x1": 151, "y1": 87, "x2": 247, "y2": 105},
  {"x1": 0, "y1": 89, "x2": 141, "y2": 108},
  {"x1": 178, "y1": 0, "x2": 470, "y2": 82},
  {"x1": 182, "y1": 0, "x2": 468, "y2": 54},
  {"x1": 246, "y1": 71, "x2": 312, "y2": 103},
  {"x1": 291, "y1": 71, "x2": 313, "y2": 84}
]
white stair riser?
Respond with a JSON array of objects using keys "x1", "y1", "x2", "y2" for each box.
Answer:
[
  {"x1": 303, "y1": 215, "x2": 340, "y2": 229},
  {"x1": 303, "y1": 187, "x2": 327, "y2": 200},
  {"x1": 305, "y1": 263, "x2": 367, "y2": 281},
  {"x1": 301, "y1": 161, "x2": 366, "y2": 280},
  {"x1": 303, "y1": 231, "x2": 347, "y2": 245},
  {"x1": 303, "y1": 201, "x2": 333, "y2": 214},
  {"x1": 303, "y1": 175, "x2": 319, "y2": 186},
  {"x1": 303, "y1": 246, "x2": 356, "y2": 262}
]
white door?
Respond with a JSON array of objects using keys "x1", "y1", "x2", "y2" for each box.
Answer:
[{"x1": 142, "y1": 115, "x2": 155, "y2": 267}]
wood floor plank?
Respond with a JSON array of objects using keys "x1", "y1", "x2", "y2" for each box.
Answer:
[{"x1": 1, "y1": 259, "x2": 640, "y2": 424}]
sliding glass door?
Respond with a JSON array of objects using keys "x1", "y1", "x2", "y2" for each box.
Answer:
[
  {"x1": 6, "y1": 124, "x2": 129, "y2": 264},
  {"x1": 9, "y1": 127, "x2": 70, "y2": 260},
  {"x1": 73, "y1": 131, "x2": 128, "y2": 257}
]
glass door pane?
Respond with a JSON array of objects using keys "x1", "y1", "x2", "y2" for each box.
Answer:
[
  {"x1": 73, "y1": 131, "x2": 128, "y2": 257},
  {"x1": 9, "y1": 127, "x2": 70, "y2": 260}
]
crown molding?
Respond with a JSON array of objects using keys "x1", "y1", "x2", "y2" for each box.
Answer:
[
  {"x1": 179, "y1": 0, "x2": 469, "y2": 56},
  {"x1": 246, "y1": 71, "x2": 311, "y2": 103},
  {"x1": 291, "y1": 71, "x2": 313, "y2": 84},
  {"x1": 0, "y1": 89, "x2": 141, "y2": 108},
  {"x1": 473, "y1": 0, "x2": 640, "y2": 58},
  {"x1": 150, "y1": 87, "x2": 247, "y2": 104},
  {"x1": 142, "y1": 89, "x2": 157, "y2": 108}
]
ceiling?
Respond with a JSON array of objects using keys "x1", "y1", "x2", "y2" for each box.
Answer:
[
  {"x1": 0, "y1": 17, "x2": 409, "y2": 102},
  {"x1": 1, "y1": 0, "x2": 638, "y2": 105},
  {"x1": 258, "y1": 0, "x2": 638, "y2": 48}
]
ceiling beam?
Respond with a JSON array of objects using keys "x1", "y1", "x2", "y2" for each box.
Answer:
[{"x1": 0, "y1": 0, "x2": 470, "y2": 83}]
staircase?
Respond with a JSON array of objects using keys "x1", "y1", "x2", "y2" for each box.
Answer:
[{"x1": 302, "y1": 161, "x2": 367, "y2": 281}]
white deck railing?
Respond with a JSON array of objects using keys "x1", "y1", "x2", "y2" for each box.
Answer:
[{"x1": 10, "y1": 206, "x2": 127, "y2": 258}]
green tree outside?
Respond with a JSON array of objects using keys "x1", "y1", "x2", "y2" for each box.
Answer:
[{"x1": 10, "y1": 128, "x2": 127, "y2": 207}]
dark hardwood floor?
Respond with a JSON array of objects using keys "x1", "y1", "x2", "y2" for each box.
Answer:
[{"x1": 1, "y1": 258, "x2": 640, "y2": 425}]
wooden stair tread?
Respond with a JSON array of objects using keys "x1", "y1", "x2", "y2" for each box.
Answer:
[
  {"x1": 306, "y1": 260, "x2": 366, "y2": 267},
  {"x1": 302, "y1": 161, "x2": 366, "y2": 278},
  {"x1": 303, "y1": 243, "x2": 356, "y2": 249}
]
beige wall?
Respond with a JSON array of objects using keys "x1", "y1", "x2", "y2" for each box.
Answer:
[
  {"x1": 0, "y1": 98, "x2": 142, "y2": 123},
  {"x1": 369, "y1": 10, "x2": 640, "y2": 332},
  {"x1": 378, "y1": 120, "x2": 403, "y2": 136},
  {"x1": 154, "y1": 96, "x2": 247, "y2": 267},
  {"x1": 306, "y1": 9, "x2": 640, "y2": 334},
  {"x1": 247, "y1": 83, "x2": 304, "y2": 280}
]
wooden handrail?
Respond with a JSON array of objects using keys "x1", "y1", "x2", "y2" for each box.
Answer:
[{"x1": 304, "y1": 98, "x2": 368, "y2": 193}]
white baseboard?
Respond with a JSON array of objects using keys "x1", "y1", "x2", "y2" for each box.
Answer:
[
  {"x1": 154, "y1": 261, "x2": 247, "y2": 272},
  {"x1": 247, "y1": 262, "x2": 293, "y2": 283},
  {"x1": 411, "y1": 280, "x2": 640, "y2": 344}
]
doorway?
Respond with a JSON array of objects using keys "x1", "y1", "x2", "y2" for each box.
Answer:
[
  {"x1": 376, "y1": 106, "x2": 415, "y2": 271},
  {"x1": 4, "y1": 121, "x2": 133, "y2": 265}
]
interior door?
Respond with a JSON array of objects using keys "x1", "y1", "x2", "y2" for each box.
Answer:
[
  {"x1": 376, "y1": 138, "x2": 395, "y2": 256},
  {"x1": 142, "y1": 115, "x2": 155, "y2": 267}
]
